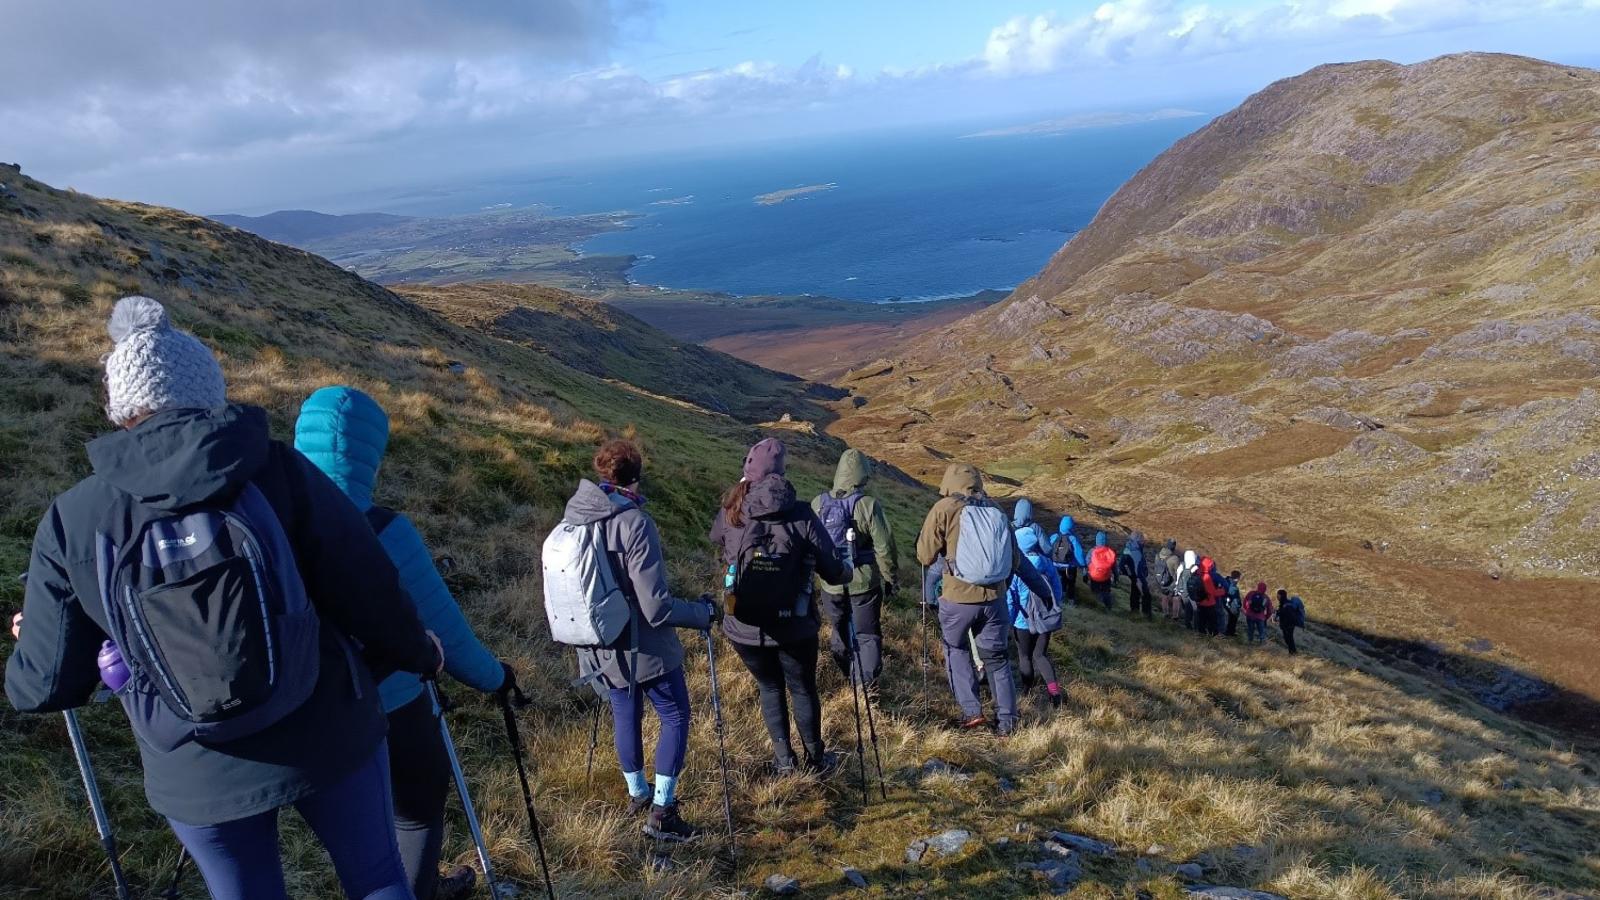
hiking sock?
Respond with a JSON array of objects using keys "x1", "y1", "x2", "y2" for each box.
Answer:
[
  {"x1": 624, "y1": 770, "x2": 649, "y2": 800},
  {"x1": 1046, "y1": 682, "x2": 1060, "y2": 696},
  {"x1": 653, "y1": 774, "x2": 679, "y2": 808}
]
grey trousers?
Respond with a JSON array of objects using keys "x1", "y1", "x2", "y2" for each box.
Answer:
[
  {"x1": 937, "y1": 597, "x2": 1017, "y2": 728},
  {"x1": 820, "y1": 587, "x2": 883, "y2": 687}
]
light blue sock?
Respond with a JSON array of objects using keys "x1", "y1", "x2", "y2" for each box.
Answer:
[
  {"x1": 623, "y1": 770, "x2": 648, "y2": 799},
  {"x1": 653, "y1": 773, "x2": 678, "y2": 808}
]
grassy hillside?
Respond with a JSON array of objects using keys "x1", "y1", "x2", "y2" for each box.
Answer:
[
  {"x1": 2, "y1": 158, "x2": 1598, "y2": 899},
  {"x1": 828, "y1": 53, "x2": 1600, "y2": 731}
]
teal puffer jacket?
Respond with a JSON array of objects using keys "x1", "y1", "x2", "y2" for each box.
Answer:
[{"x1": 295, "y1": 386, "x2": 503, "y2": 711}]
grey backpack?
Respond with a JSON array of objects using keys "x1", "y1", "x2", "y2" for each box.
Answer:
[
  {"x1": 542, "y1": 517, "x2": 630, "y2": 648},
  {"x1": 950, "y1": 499, "x2": 1012, "y2": 587}
]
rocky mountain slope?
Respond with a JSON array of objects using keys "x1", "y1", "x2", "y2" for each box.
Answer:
[{"x1": 831, "y1": 53, "x2": 1600, "y2": 724}]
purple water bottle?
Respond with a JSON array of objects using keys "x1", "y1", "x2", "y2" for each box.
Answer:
[{"x1": 97, "y1": 640, "x2": 131, "y2": 692}]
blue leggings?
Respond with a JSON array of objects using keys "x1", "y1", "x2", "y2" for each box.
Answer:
[
  {"x1": 609, "y1": 667, "x2": 691, "y2": 778},
  {"x1": 167, "y1": 743, "x2": 412, "y2": 900}
]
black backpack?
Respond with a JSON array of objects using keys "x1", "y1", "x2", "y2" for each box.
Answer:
[
  {"x1": 1248, "y1": 592, "x2": 1268, "y2": 615},
  {"x1": 728, "y1": 518, "x2": 811, "y2": 629},
  {"x1": 1185, "y1": 570, "x2": 1207, "y2": 603},
  {"x1": 1050, "y1": 535, "x2": 1076, "y2": 566}
]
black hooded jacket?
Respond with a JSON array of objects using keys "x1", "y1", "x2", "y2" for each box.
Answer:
[
  {"x1": 709, "y1": 474, "x2": 848, "y2": 647},
  {"x1": 5, "y1": 405, "x2": 438, "y2": 825}
]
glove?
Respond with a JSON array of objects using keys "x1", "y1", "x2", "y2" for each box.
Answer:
[
  {"x1": 421, "y1": 630, "x2": 444, "y2": 681},
  {"x1": 496, "y1": 661, "x2": 520, "y2": 698},
  {"x1": 700, "y1": 593, "x2": 725, "y2": 627}
]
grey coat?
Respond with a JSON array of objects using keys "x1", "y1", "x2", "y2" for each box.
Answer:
[{"x1": 564, "y1": 480, "x2": 710, "y2": 690}]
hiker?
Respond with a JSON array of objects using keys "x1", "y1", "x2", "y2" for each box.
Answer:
[
  {"x1": 1196, "y1": 556, "x2": 1224, "y2": 636},
  {"x1": 1012, "y1": 498, "x2": 1051, "y2": 556},
  {"x1": 1119, "y1": 531, "x2": 1152, "y2": 619},
  {"x1": 295, "y1": 386, "x2": 512, "y2": 897},
  {"x1": 1223, "y1": 570, "x2": 1244, "y2": 637},
  {"x1": 1242, "y1": 582, "x2": 1273, "y2": 645},
  {"x1": 1007, "y1": 529, "x2": 1063, "y2": 708},
  {"x1": 560, "y1": 438, "x2": 713, "y2": 840},
  {"x1": 1276, "y1": 591, "x2": 1307, "y2": 655},
  {"x1": 1087, "y1": 532, "x2": 1117, "y2": 611},
  {"x1": 4, "y1": 297, "x2": 442, "y2": 900},
  {"x1": 711, "y1": 438, "x2": 848, "y2": 774},
  {"x1": 812, "y1": 449, "x2": 900, "y2": 688},
  {"x1": 915, "y1": 463, "x2": 1052, "y2": 736},
  {"x1": 1048, "y1": 516, "x2": 1086, "y2": 604},
  {"x1": 1175, "y1": 550, "x2": 1200, "y2": 629},
  {"x1": 1156, "y1": 539, "x2": 1183, "y2": 620}
]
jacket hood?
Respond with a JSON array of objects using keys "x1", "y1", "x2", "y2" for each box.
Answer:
[
  {"x1": 1016, "y1": 526, "x2": 1041, "y2": 555},
  {"x1": 88, "y1": 405, "x2": 270, "y2": 511},
  {"x1": 1200, "y1": 556, "x2": 1215, "y2": 574},
  {"x1": 832, "y1": 448, "x2": 873, "y2": 495},
  {"x1": 1255, "y1": 582, "x2": 1268, "y2": 593},
  {"x1": 1012, "y1": 498, "x2": 1035, "y2": 528},
  {"x1": 1094, "y1": 531, "x2": 1107, "y2": 547},
  {"x1": 565, "y1": 478, "x2": 635, "y2": 524},
  {"x1": 744, "y1": 474, "x2": 797, "y2": 520},
  {"x1": 939, "y1": 463, "x2": 983, "y2": 498},
  {"x1": 1183, "y1": 550, "x2": 1198, "y2": 568},
  {"x1": 293, "y1": 386, "x2": 390, "y2": 510},
  {"x1": 1127, "y1": 531, "x2": 1144, "y2": 551},
  {"x1": 1165, "y1": 538, "x2": 1177, "y2": 553},
  {"x1": 1058, "y1": 516, "x2": 1075, "y2": 535}
]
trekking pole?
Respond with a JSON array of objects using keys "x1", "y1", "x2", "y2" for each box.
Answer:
[
  {"x1": 919, "y1": 564, "x2": 929, "y2": 696},
  {"x1": 429, "y1": 683, "x2": 502, "y2": 900},
  {"x1": 584, "y1": 702, "x2": 601, "y2": 792},
  {"x1": 702, "y1": 629, "x2": 738, "y2": 864},
  {"x1": 847, "y1": 614, "x2": 888, "y2": 801},
  {"x1": 499, "y1": 686, "x2": 558, "y2": 900},
  {"x1": 839, "y1": 535, "x2": 870, "y2": 808},
  {"x1": 64, "y1": 709, "x2": 133, "y2": 900},
  {"x1": 162, "y1": 846, "x2": 189, "y2": 899}
]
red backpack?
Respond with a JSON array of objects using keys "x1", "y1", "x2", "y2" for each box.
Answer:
[{"x1": 1087, "y1": 546, "x2": 1116, "y2": 582}]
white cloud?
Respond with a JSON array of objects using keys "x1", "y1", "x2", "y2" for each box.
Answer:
[{"x1": 981, "y1": 0, "x2": 1584, "y2": 74}]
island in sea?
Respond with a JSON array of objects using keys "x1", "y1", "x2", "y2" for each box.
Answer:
[{"x1": 754, "y1": 182, "x2": 837, "y2": 205}]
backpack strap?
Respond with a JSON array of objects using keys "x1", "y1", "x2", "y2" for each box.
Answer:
[{"x1": 364, "y1": 505, "x2": 399, "y2": 537}]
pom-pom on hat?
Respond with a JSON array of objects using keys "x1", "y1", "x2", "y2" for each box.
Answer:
[{"x1": 103, "y1": 296, "x2": 227, "y2": 426}]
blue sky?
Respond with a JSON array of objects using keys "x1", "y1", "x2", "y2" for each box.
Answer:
[{"x1": 3, "y1": 0, "x2": 1597, "y2": 212}]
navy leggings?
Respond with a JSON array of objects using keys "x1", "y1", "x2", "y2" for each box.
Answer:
[
  {"x1": 609, "y1": 667, "x2": 692, "y2": 778},
  {"x1": 167, "y1": 743, "x2": 412, "y2": 900}
]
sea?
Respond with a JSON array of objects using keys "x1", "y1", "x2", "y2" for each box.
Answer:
[{"x1": 388, "y1": 118, "x2": 1206, "y2": 303}]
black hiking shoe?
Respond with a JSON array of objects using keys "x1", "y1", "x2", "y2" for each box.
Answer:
[
  {"x1": 804, "y1": 749, "x2": 842, "y2": 777},
  {"x1": 625, "y1": 793, "x2": 653, "y2": 817},
  {"x1": 644, "y1": 802, "x2": 702, "y2": 843},
  {"x1": 1049, "y1": 692, "x2": 1062, "y2": 710},
  {"x1": 773, "y1": 752, "x2": 800, "y2": 777},
  {"x1": 996, "y1": 720, "x2": 1018, "y2": 739},
  {"x1": 433, "y1": 865, "x2": 476, "y2": 900}
]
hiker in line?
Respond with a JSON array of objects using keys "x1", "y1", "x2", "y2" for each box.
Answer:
[
  {"x1": 1276, "y1": 591, "x2": 1307, "y2": 655},
  {"x1": 1175, "y1": 549, "x2": 1200, "y2": 629},
  {"x1": 712, "y1": 438, "x2": 848, "y2": 775},
  {"x1": 1242, "y1": 582, "x2": 1273, "y2": 645},
  {"x1": 1008, "y1": 529, "x2": 1063, "y2": 709},
  {"x1": 295, "y1": 386, "x2": 513, "y2": 898},
  {"x1": 561, "y1": 439, "x2": 713, "y2": 840},
  {"x1": 813, "y1": 449, "x2": 900, "y2": 688},
  {"x1": 1196, "y1": 556, "x2": 1224, "y2": 636},
  {"x1": 1048, "y1": 516, "x2": 1086, "y2": 604},
  {"x1": 1120, "y1": 531, "x2": 1152, "y2": 620},
  {"x1": 5, "y1": 297, "x2": 442, "y2": 900},
  {"x1": 1012, "y1": 498, "x2": 1051, "y2": 557},
  {"x1": 1087, "y1": 532, "x2": 1118, "y2": 611},
  {"x1": 915, "y1": 463, "x2": 1052, "y2": 737},
  {"x1": 1156, "y1": 539, "x2": 1183, "y2": 620},
  {"x1": 1223, "y1": 569, "x2": 1244, "y2": 637}
]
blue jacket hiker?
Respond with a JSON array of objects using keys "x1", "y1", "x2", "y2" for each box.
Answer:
[
  {"x1": 6, "y1": 297, "x2": 438, "y2": 900},
  {"x1": 296, "y1": 385, "x2": 505, "y2": 900},
  {"x1": 1049, "y1": 515, "x2": 1087, "y2": 604},
  {"x1": 1012, "y1": 498, "x2": 1052, "y2": 559},
  {"x1": 1007, "y1": 528, "x2": 1064, "y2": 707}
]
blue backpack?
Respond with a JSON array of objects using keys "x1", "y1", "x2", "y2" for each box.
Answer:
[
  {"x1": 97, "y1": 483, "x2": 322, "y2": 751},
  {"x1": 817, "y1": 491, "x2": 875, "y2": 567}
]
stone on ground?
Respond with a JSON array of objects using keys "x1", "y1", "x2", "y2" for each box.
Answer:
[
  {"x1": 842, "y1": 867, "x2": 868, "y2": 889},
  {"x1": 1046, "y1": 830, "x2": 1115, "y2": 857},
  {"x1": 764, "y1": 874, "x2": 799, "y2": 896}
]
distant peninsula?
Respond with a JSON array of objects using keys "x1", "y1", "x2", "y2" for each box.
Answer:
[
  {"x1": 962, "y1": 108, "x2": 1205, "y2": 139},
  {"x1": 755, "y1": 183, "x2": 836, "y2": 205}
]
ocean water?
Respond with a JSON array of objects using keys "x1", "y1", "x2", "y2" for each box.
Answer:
[{"x1": 400, "y1": 119, "x2": 1205, "y2": 303}]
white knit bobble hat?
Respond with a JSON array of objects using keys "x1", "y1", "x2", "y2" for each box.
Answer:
[{"x1": 102, "y1": 296, "x2": 227, "y2": 426}]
